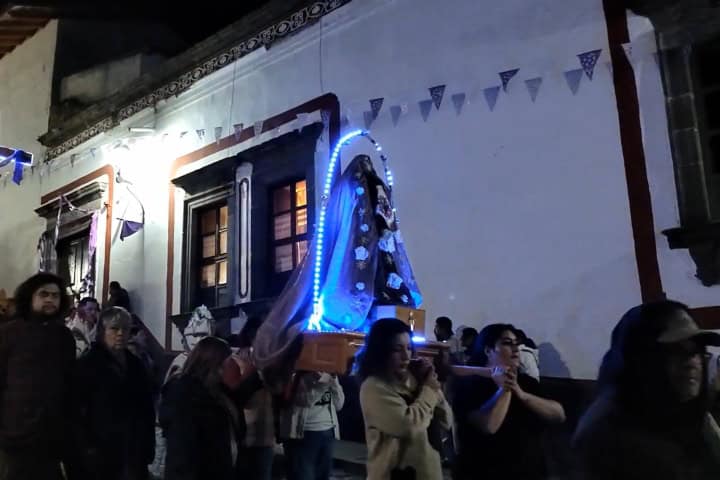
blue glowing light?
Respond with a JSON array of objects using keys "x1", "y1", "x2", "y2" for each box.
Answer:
[
  {"x1": 0, "y1": 146, "x2": 33, "y2": 185},
  {"x1": 310, "y1": 129, "x2": 395, "y2": 331},
  {"x1": 412, "y1": 335, "x2": 426, "y2": 343}
]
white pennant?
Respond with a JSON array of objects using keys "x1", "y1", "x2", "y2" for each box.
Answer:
[
  {"x1": 233, "y1": 124, "x2": 244, "y2": 141},
  {"x1": 621, "y1": 43, "x2": 634, "y2": 67},
  {"x1": 295, "y1": 113, "x2": 310, "y2": 130}
]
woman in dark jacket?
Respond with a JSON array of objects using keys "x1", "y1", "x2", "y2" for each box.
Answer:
[
  {"x1": 453, "y1": 324, "x2": 565, "y2": 480},
  {"x1": 160, "y1": 336, "x2": 263, "y2": 480},
  {"x1": 70, "y1": 306, "x2": 156, "y2": 480}
]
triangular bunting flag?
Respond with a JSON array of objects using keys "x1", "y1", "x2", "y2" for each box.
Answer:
[
  {"x1": 233, "y1": 123, "x2": 244, "y2": 141},
  {"x1": 196, "y1": 129, "x2": 205, "y2": 141},
  {"x1": 451, "y1": 93, "x2": 466, "y2": 115},
  {"x1": 429, "y1": 85, "x2": 446, "y2": 110},
  {"x1": 499, "y1": 69, "x2": 520, "y2": 92},
  {"x1": 621, "y1": 43, "x2": 633, "y2": 65},
  {"x1": 214, "y1": 126, "x2": 223, "y2": 144},
  {"x1": 564, "y1": 69, "x2": 584, "y2": 95},
  {"x1": 253, "y1": 121, "x2": 263, "y2": 136},
  {"x1": 341, "y1": 108, "x2": 352, "y2": 128},
  {"x1": 418, "y1": 99, "x2": 433, "y2": 122},
  {"x1": 120, "y1": 220, "x2": 144, "y2": 241},
  {"x1": 390, "y1": 105, "x2": 402, "y2": 127},
  {"x1": 524, "y1": 78, "x2": 543, "y2": 102},
  {"x1": 370, "y1": 98, "x2": 384, "y2": 119},
  {"x1": 483, "y1": 86, "x2": 501, "y2": 111},
  {"x1": 363, "y1": 111, "x2": 374, "y2": 130},
  {"x1": 295, "y1": 113, "x2": 310, "y2": 130},
  {"x1": 578, "y1": 49, "x2": 602, "y2": 80}
]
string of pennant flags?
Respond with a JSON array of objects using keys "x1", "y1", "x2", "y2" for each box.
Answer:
[
  {"x1": 0, "y1": 41, "x2": 659, "y2": 189},
  {"x1": 349, "y1": 43, "x2": 662, "y2": 129}
]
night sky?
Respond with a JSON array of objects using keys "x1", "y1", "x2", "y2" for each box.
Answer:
[{"x1": 0, "y1": 0, "x2": 273, "y2": 46}]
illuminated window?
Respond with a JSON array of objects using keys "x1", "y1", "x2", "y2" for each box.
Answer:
[
  {"x1": 271, "y1": 180, "x2": 308, "y2": 273},
  {"x1": 197, "y1": 203, "x2": 229, "y2": 307}
]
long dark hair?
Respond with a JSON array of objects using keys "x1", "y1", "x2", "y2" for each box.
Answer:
[
  {"x1": 599, "y1": 300, "x2": 710, "y2": 424},
  {"x1": 468, "y1": 323, "x2": 517, "y2": 367},
  {"x1": 357, "y1": 318, "x2": 412, "y2": 381},
  {"x1": 182, "y1": 336, "x2": 231, "y2": 387},
  {"x1": 13, "y1": 272, "x2": 71, "y2": 320}
]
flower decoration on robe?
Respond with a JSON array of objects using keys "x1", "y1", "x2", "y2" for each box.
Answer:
[
  {"x1": 360, "y1": 223, "x2": 369, "y2": 233},
  {"x1": 355, "y1": 282, "x2": 366, "y2": 291},
  {"x1": 387, "y1": 273, "x2": 404, "y2": 290},
  {"x1": 354, "y1": 246, "x2": 369, "y2": 261},
  {"x1": 378, "y1": 230, "x2": 396, "y2": 254},
  {"x1": 401, "y1": 295, "x2": 409, "y2": 304},
  {"x1": 356, "y1": 186, "x2": 365, "y2": 195}
]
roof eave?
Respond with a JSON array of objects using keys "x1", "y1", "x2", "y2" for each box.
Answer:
[{"x1": 38, "y1": 0, "x2": 351, "y2": 159}]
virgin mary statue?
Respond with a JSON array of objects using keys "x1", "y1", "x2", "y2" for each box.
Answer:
[{"x1": 253, "y1": 154, "x2": 422, "y2": 371}]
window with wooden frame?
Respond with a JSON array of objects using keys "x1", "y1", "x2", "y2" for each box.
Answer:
[
  {"x1": 196, "y1": 203, "x2": 229, "y2": 307},
  {"x1": 57, "y1": 231, "x2": 93, "y2": 299},
  {"x1": 271, "y1": 179, "x2": 309, "y2": 275},
  {"x1": 658, "y1": 33, "x2": 720, "y2": 285}
]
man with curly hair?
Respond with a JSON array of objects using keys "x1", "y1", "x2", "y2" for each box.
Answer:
[{"x1": 0, "y1": 273, "x2": 76, "y2": 480}]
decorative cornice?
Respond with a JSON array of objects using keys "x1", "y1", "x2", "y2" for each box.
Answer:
[{"x1": 45, "y1": 0, "x2": 350, "y2": 161}]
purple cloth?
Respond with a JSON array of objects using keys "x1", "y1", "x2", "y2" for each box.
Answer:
[
  {"x1": 12, "y1": 161, "x2": 23, "y2": 185},
  {"x1": 120, "y1": 220, "x2": 143, "y2": 241},
  {"x1": 88, "y1": 212, "x2": 99, "y2": 257}
]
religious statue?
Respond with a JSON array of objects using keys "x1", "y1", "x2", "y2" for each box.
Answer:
[{"x1": 253, "y1": 154, "x2": 422, "y2": 372}]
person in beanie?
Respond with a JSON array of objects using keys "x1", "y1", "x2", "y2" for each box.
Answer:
[
  {"x1": 0, "y1": 273, "x2": 75, "y2": 479},
  {"x1": 573, "y1": 300, "x2": 720, "y2": 480}
]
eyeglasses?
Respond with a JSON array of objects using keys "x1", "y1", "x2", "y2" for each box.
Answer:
[
  {"x1": 498, "y1": 339, "x2": 522, "y2": 348},
  {"x1": 663, "y1": 344, "x2": 711, "y2": 360}
]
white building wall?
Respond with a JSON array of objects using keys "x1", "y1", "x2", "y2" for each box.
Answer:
[
  {"x1": 0, "y1": 21, "x2": 58, "y2": 294},
  {"x1": 40, "y1": 0, "x2": 648, "y2": 378}
]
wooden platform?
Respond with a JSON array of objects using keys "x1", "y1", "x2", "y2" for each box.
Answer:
[{"x1": 295, "y1": 330, "x2": 448, "y2": 374}]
